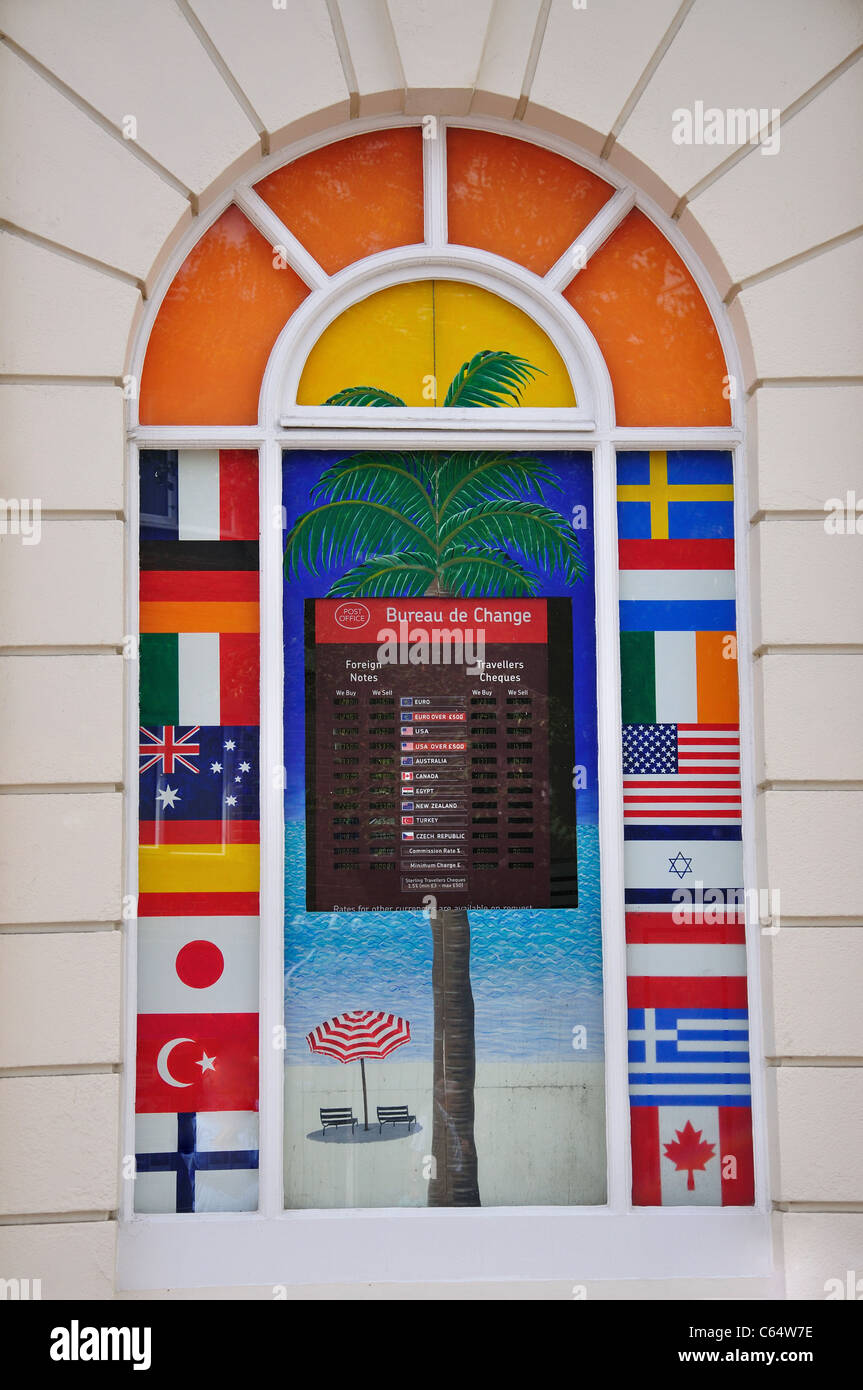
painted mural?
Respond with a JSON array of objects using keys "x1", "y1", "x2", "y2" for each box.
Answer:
[{"x1": 282, "y1": 353, "x2": 604, "y2": 1208}]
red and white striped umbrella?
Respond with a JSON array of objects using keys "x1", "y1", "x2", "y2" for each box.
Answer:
[
  {"x1": 306, "y1": 1010, "x2": 411, "y2": 1130},
  {"x1": 306, "y1": 1010, "x2": 411, "y2": 1063}
]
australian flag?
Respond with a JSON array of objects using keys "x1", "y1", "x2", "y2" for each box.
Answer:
[{"x1": 139, "y1": 726, "x2": 259, "y2": 825}]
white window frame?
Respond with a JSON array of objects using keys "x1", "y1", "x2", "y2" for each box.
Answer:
[{"x1": 120, "y1": 115, "x2": 771, "y2": 1291}]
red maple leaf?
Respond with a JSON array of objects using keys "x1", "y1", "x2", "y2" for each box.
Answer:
[{"x1": 663, "y1": 1120, "x2": 716, "y2": 1191}]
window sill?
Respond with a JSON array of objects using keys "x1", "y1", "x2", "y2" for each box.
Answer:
[{"x1": 117, "y1": 1206, "x2": 773, "y2": 1290}]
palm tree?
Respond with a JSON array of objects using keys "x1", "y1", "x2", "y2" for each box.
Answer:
[{"x1": 285, "y1": 350, "x2": 584, "y2": 1205}]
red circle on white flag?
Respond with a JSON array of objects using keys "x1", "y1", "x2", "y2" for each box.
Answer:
[{"x1": 175, "y1": 939, "x2": 224, "y2": 988}]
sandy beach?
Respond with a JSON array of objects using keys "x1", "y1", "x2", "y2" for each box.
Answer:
[{"x1": 284, "y1": 1060, "x2": 606, "y2": 1208}]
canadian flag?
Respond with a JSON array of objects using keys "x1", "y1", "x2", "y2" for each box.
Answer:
[{"x1": 631, "y1": 1105, "x2": 754, "y2": 1205}]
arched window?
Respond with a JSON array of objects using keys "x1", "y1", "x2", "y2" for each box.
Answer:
[{"x1": 124, "y1": 120, "x2": 766, "y2": 1287}]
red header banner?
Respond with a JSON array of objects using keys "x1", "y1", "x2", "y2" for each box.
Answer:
[{"x1": 315, "y1": 598, "x2": 549, "y2": 644}]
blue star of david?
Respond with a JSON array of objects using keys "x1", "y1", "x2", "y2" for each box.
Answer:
[{"x1": 668, "y1": 852, "x2": 693, "y2": 879}]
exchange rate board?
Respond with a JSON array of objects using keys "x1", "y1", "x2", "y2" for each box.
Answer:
[{"x1": 305, "y1": 597, "x2": 579, "y2": 911}]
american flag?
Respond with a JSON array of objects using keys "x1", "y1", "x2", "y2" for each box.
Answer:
[{"x1": 622, "y1": 723, "x2": 740, "y2": 824}]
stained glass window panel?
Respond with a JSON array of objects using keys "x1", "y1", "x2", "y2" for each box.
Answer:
[
  {"x1": 255, "y1": 128, "x2": 424, "y2": 274},
  {"x1": 447, "y1": 128, "x2": 614, "y2": 275},
  {"x1": 139, "y1": 208, "x2": 308, "y2": 426},
  {"x1": 565, "y1": 213, "x2": 730, "y2": 427},
  {"x1": 297, "y1": 281, "x2": 576, "y2": 407}
]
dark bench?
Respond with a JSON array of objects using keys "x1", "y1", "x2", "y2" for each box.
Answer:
[
  {"x1": 320, "y1": 1107, "x2": 357, "y2": 1137},
  {"x1": 377, "y1": 1104, "x2": 416, "y2": 1134}
]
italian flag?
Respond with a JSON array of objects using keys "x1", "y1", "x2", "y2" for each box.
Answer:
[{"x1": 140, "y1": 632, "x2": 259, "y2": 725}]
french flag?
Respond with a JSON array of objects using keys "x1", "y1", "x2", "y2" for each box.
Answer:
[{"x1": 140, "y1": 450, "x2": 258, "y2": 541}]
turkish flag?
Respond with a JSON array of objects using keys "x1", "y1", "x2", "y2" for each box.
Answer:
[{"x1": 135, "y1": 1012, "x2": 258, "y2": 1113}]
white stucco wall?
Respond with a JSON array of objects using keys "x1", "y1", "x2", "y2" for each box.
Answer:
[{"x1": 0, "y1": 0, "x2": 861, "y2": 1300}]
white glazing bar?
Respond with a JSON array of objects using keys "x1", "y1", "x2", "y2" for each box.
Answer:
[
  {"x1": 544, "y1": 188, "x2": 636, "y2": 293},
  {"x1": 130, "y1": 427, "x2": 268, "y2": 447},
  {"x1": 609, "y1": 427, "x2": 742, "y2": 447},
  {"x1": 129, "y1": 427, "x2": 743, "y2": 447},
  {"x1": 275, "y1": 430, "x2": 595, "y2": 450},
  {"x1": 279, "y1": 408, "x2": 596, "y2": 431},
  {"x1": 594, "y1": 436, "x2": 630, "y2": 1212},
  {"x1": 121, "y1": 437, "x2": 141, "y2": 1224},
  {"x1": 259, "y1": 436, "x2": 286, "y2": 1218},
  {"x1": 234, "y1": 186, "x2": 330, "y2": 294},
  {"x1": 423, "y1": 117, "x2": 448, "y2": 249},
  {"x1": 732, "y1": 438, "x2": 770, "y2": 1212}
]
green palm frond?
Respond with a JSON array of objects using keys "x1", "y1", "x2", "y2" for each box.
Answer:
[
  {"x1": 322, "y1": 385, "x2": 407, "y2": 407},
  {"x1": 443, "y1": 351, "x2": 545, "y2": 408},
  {"x1": 311, "y1": 453, "x2": 436, "y2": 529},
  {"x1": 435, "y1": 451, "x2": 560, "y2": 521},
  {"x1": 438, "y1": 547, "x2": 542, "y2": 598},
  {"x1": 326, "y1": 553, "x2": 437, "y2": 597},
  {"x1": 440, "y1": 500, "x2": 584, "y2": 587},
  {"x1": 284, "y1": 499, "x2": 435, "y2": 580},
  {"x1": 286, "y1": 349, "x2": 586, "y2": 598}
]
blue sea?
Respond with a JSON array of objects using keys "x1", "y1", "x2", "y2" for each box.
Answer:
[{"x1": 283, "y1": 819, "x2": 605, "y2": 1064}]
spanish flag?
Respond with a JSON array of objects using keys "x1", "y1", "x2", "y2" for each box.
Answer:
[{"x1": 138, "y1": 842, "x2": 259, "y2": 917}]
